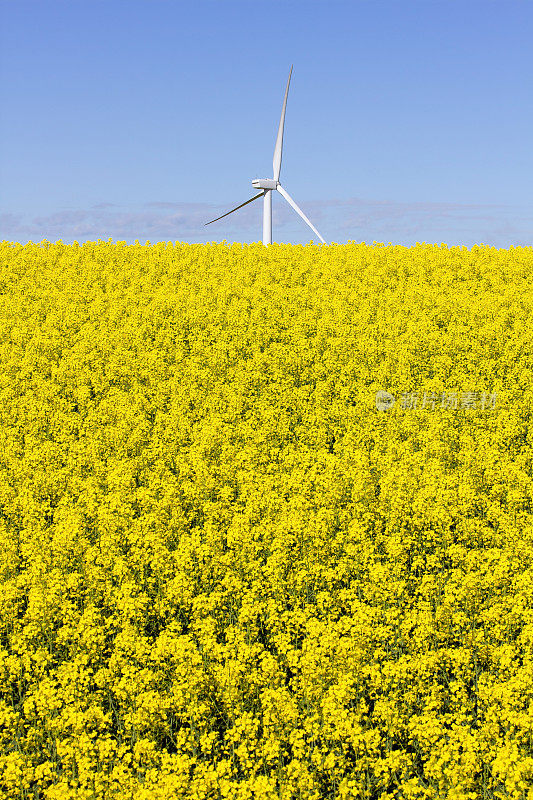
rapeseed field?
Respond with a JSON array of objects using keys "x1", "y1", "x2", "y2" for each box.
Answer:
[{"x1": 1, "y1": 239, "x2": 533, "y2": 800}]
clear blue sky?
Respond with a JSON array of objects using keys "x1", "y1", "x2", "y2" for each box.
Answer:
[{"x1": 1, "y1": 0, "x2": 531, "y2": 247}]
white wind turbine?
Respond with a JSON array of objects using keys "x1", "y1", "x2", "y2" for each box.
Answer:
[{"x1": 205, "y1": 66, "x2": 327, "y2": 245}]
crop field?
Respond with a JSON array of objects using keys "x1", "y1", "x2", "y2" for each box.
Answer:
[{"x1": 1, "y1": 239, "x2": 533, "y2": 799}]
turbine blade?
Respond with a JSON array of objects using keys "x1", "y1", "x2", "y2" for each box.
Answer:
[
  {"x1": 272, "y1": 65, "x2": 293, "y2": 182},
  {"x1": 204, "y1": 192, "x2": 265, "y2": 225},
  {"x1": 276, "y1": 184, "x2": 327, "y2": 244}
]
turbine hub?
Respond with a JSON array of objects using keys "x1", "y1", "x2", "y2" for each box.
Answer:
[{"x1": 252, "y1": 178, "x2": 278, "y2": 190}]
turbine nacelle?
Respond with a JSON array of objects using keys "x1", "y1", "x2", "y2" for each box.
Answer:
[{"x1": 252, "y1": 178, "x2": 278, "y2": 190}]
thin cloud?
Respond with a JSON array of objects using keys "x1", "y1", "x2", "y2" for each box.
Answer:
[
  {"x1": 0, "y1": 198, "x2": 531, "y2": 246},
  {"x1": 144, "y1": 201, "x2": 199, "y2": 209}
]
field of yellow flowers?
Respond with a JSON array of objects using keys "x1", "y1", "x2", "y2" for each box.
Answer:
[{"x1": 0, "y1": 239, "x2": 533, "y2": 799}]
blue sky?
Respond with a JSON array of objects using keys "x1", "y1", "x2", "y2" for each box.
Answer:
[{"x1": 1, "y1": 0, "x2": 532, "y2": 247}]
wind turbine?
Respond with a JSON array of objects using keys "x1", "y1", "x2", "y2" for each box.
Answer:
[{"x1": 205, "y1": 66, "x2": 327, "y2": 245}]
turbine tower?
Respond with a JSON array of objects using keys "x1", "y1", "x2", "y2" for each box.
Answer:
[{"x1": 205, "y1": 66, "x2": 327, "y2": 245}]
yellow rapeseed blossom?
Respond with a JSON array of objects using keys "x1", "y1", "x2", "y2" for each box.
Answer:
[{"x1": 0, "y1": 239, "x2": 532, "y2": 798}]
